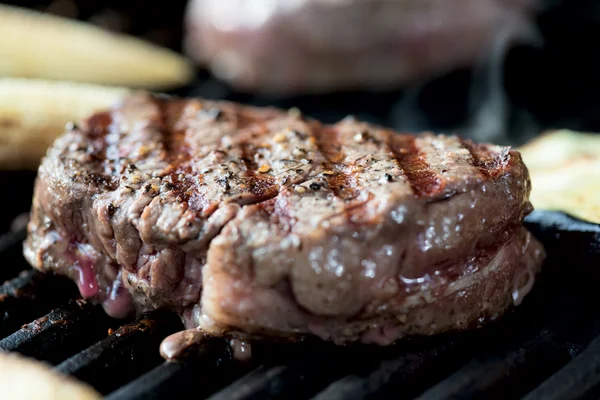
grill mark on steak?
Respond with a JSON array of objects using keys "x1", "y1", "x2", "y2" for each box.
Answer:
[
  {"x1": 85, "y1": 111, "x2": 113, "y2": 140},
  {"x1": 83, "y1": 111, "x2": 114, "y2": 171},
  {"x1": 239, "y1": 142, "x2": 259, "y2": 172},
  {"x1": 62, "y1": 112, "x2": 120, "y2": 191},
  {"x1": 459, "y1": 137, "x2": 510, "y2": 179},
  {"x1": 238, "y1": 141, "x2": 278, "y2": 202},
  {"x1": 135, "y1": 98, "x2": 199, "y2": 210},
  {"x1": 387, "y1": 134, "x2": 444, "y2": 198},
  {"x1": 313, "y1": 125, "x2": 344, "y2": 164},
  {"x1": 311, "y1": 125, "x2": 358, "y2": 201},
  {"x1": 159, "y1": 98, "x2": 190, "y2": 163}
]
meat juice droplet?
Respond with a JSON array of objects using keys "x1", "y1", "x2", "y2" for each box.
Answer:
[
  {"x1": 160, "y1": 329, "x2": 206, "y2": 360},
  {"x1": 230, "y1": 339, "x2": 252, "y2": 361},
  {"x1": 512, "y1": 267, "x2": 535, "y2": 306},
  {"x1": 73, "y1": 262, "x2": 99, "y2": 298},
  {"x1": 102, "y1": 277, "x2": 133, "y2": 319}
]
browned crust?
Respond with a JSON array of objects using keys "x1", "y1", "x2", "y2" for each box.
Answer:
[
  {"x1": 387, "y1": 134, "x2": 444, "y2": 197},
  {"x1": 24, "y1": 93, "x2": 540, "y2": 340},
  {"x1": 60, "y1": 94, "x2": 525, "y2": 219}
]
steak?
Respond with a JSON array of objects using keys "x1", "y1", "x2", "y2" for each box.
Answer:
[
  {"x1": 24, "y1": 93, "x2": 545, "y2": 348},
  {"x1": 185, "y1": 0, "x2": 537, "y2": 93}
]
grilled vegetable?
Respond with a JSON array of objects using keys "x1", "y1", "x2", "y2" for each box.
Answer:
[
  {"x1": 519, "y1": 129, "x2": 600, "y2": 225},
  {"x1": 0, "y1": 351, "x2": 101, "y2": 400},
  {"x1": 0, "y1": 4, "x2": 194, "y2": 89},
  {"x1": 0, "y1": 78, "x2": 129, "y2": 169}
]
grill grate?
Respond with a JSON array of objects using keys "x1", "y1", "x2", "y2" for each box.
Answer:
[
  {"x1": 0, "y1": 299, "x2": 109, "y2": 363},
  {"x1": 57, "y1": 310, "x2": 183, "y2": 395},
  {"x1": 106, "y1": 338, "x2": 236, "y2": 400},
  {"x1": 523, "y1": 335, "x2": 600, "y2": 400}
]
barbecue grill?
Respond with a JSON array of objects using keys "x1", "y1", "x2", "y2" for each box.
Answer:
[{"x1": 2, "y1": 1, "x2": 600, "y2": 398}]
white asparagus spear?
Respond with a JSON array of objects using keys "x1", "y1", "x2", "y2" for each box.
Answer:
[
  {"x1": 0, "y1": 77, "x2": 130, "y2": 170},
  {"x1": 0, "y1": 4, "x2": 195, "y2": 89},
  {"x1": 0, "y1": 351, "x2": 101, "y2": 400}
]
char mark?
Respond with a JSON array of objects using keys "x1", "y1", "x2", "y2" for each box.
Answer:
[
  {"x1": 83, "y1": 111, "x2": 113, "y2": 164},
  {"x1": 459, "y1": 138, "x2": 510, "y2": 178},
  {"x1": 85, "y1": 111, "x2": 113, "y2": 139},
  {"x1": 387, "y1": 134, "x2": 443, "y2": 198},
  {"x1": 313, "y1": 126, "x2": 358, "y2": 200},
  {"x1": 239, "y1": 141, "x2": 277, "y2": 199},
  {"x1": 157, "y1": 96, "x2": 189, "y2": 163},
  {"x1": 239, "y1": 142, "x2": 259, "y2": 171}
]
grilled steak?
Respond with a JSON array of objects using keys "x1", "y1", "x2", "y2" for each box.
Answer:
[
  {"x1": 185, "y1": 0, "x2": 537, "y2": 93},
  {"x1": 24, "y1": 93, "x2": 545, "y2": 347}
]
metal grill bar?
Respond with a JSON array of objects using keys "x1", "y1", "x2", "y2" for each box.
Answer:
[
  {"x1": 207, "y1": 364, "x2": 302, "y2": 400},
  {"x1": 56, "y1": 310, "x2": 183, "y2": 395},
  {"x1": 523, "y1": 334, "x2": 600, "y2": 400},
  {"x1": 0, "y1": 299, "x2": 111, "y2": 364},
  {"x1": 0, "y1": 270, "x2": 81, "y2": 338},
  {"x1": 106, "y1": 339, "x2": 237, "y2": 400},
  {"x1": 414, "y1": 313, "x2": 597, "y2": 400},
  {"x1": 312, "y1": 340, "x2": 466, "y2": 400},
  {"x1": 0, "y1": 270, "x2": 40, "y2": 337},
  {"x1": 415, "y1": 338, "x2": 550, "y2": 399},
  {"x1": 0, "y1": 269, "x2": 38, "y2": 295},
  {"x1": 207, "y1": 345, "x2": 360, "y2": 400}
]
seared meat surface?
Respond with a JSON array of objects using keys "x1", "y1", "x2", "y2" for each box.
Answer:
[
  {"x1": 25, "y1": 93, "x2": 544, "y2": 345},
  {"x1": 185, "y1": 0, "x2": 537, "y2": 93}
]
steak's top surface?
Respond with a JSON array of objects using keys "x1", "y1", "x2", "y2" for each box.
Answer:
[
  {"x1": 40, "y1": 92, "x2": 526, "y2": 212},
  {"x1": 25, "y1": 93, "x2": 534, "y2": 322}
]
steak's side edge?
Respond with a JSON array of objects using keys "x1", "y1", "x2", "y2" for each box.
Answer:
[{"x1": 199, "y1": 227, "x2": 545, "y2": 344}]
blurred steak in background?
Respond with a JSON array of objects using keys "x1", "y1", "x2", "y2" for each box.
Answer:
[{"x1": 184, "y1": 0, "x2": 538, "y2": 94}]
